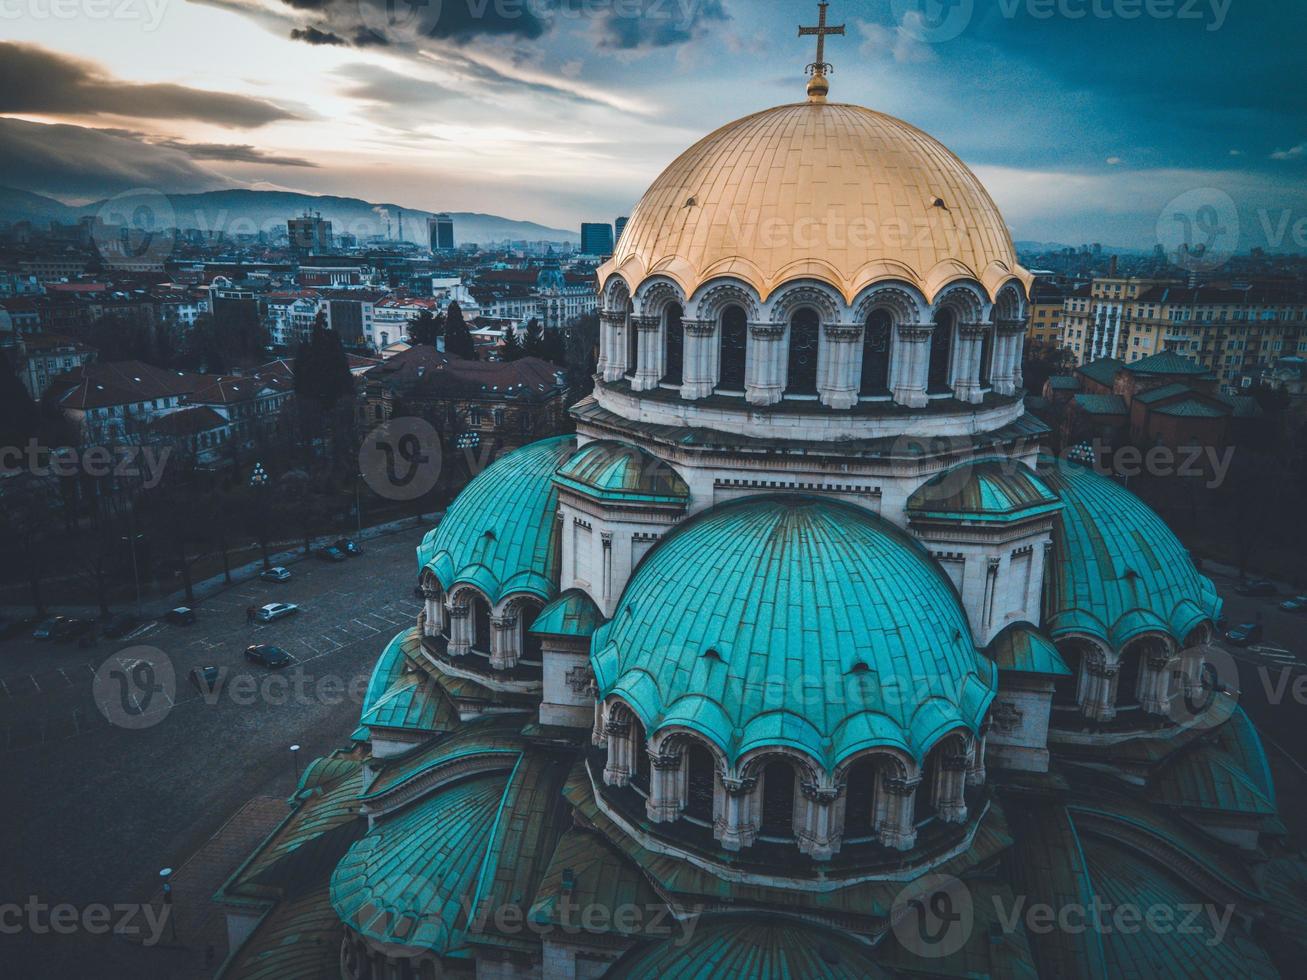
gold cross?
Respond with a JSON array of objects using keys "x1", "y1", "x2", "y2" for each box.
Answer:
[{"x1": 799, "y1": 1, "x2": 845, "y2": 74}]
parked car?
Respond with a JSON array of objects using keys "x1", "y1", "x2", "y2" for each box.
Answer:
[
  {"x1": 189, "y1": 665, "x2": 222, "y2": 693},
  {"x1": 102, "y1": 613, "x2": 142, "y2": 639},
  {"x1": 256, "y1": 602, "x2": 299, "y2": 623},
  {"x1": 316, "y1": 546, "x2": 347, "y2": 563},
  {"x1": 334, "y1": 538, "x2": 361, "y2": 556},
  {"x1": 1235, "y1": 579, "x2": 1277, "y2": 597},
  {"x1": 1278, "y1": 595, "x2": 1307, "y2": 614},
  {"x1": 55, "y1": 619, "x2": 96, "y2": 643},
  {"x1": 245, "y1": 644, "x2": 294, "y2": 668},
  {"x1": 260, "y1": 566, "x2": 292, "y2": 583},
  {"x1": 0, "y1": 615, "x2": 37, "y2": 639},
  {"x1": 166, "y1": 606, "x2": 197, "y2": 626},
  {"x1": 32, "y1": 616, "x2": 67, "y2": 640},
  {"x1": 1225, "y1": 622, "x2": 1264, "y2": 646}
]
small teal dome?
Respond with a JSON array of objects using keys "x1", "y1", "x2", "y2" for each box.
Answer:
[
  {"x1": 908, "y1": 457, "x2": 1061, "y2": 524},
  {"x1": 1040, "y1": 457, "x2": 1220, "y2": 648},
  {"x1": 555, "y1": 439, "x2": 689, "y2": 505},
  {"x1": 417, "y1": 435, "x2": 576, "y2": 603},
  {"x1": 590, "y1": 496, "x2": 995, "y2": 769}
]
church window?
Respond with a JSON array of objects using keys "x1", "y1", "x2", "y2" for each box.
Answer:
[
  {"x1": 662, "y1": 303, "x2": 684, "y2": 385},
  {"x1": 860, "y1": 309, "x2": 891, "y2": 395},
  {"x1": 928, "y1": 309, "x2": 955, "y2": 393},
  {"x1": 719, "y1": 305, "x2": 747, "y2": 390},
  {"x1": 760, "y1": 760, "x2": 796, "y2": 837},
  {"x1": 685, "y1": 743, "x2": 715, "y2": 821},
  {"x1": 786, "y1": 309, "x2": 820, "y2": 395}
]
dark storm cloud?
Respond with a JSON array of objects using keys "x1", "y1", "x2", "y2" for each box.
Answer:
[
  {"x1": 290, "y1": 25, "x2": 348, "y2": 45},
  {"x1": 279, "y1": 0, "x2": 548, "y2": 48},
  {"x1": 594, "y1": 0, "x2": 729, "y2": 49},
  {"x1": 151, "y1": 139, "x2": 319, "y2": 167},
  {"x1": 0, "y1": 118, "x2": 225, "y2": 199},
  {"x1": 0, "y1": 43, "x2": 297, "y2": 128}
]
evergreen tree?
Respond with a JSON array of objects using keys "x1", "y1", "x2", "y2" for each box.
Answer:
[
  {"x1": 500, "y1": 325, "x2": 525, "y2": 362},
  {"x1": 537, "y1": 327, "x2": 567, "y2": 367},
  {"x1": 522, "y1": 318, "x2": 544, "y2": 358},
  {"x1": 0, "y1": 348, "x2": 39, "y2": 450},
  {"x1": 294, "y1": 313, "x2": 353, "y2": 408},
  {"x1": 444, "y1": 301, "x2": 476, "y2": 360},
  {"x1": 408, "y1": 309, "x2": 442, "y2": 347}
]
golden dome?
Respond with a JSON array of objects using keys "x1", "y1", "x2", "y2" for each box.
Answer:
[{"x1": 599, "y1": 101, "x2": 1031, "y2": 306}]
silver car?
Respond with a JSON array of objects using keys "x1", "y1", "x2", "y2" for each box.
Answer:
[{"x1": 256, "y1": 602, "x2": 299, "y2": 623}]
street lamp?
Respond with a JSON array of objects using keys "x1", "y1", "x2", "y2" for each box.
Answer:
[
  {"x1": 249, "y1": 462, "x2": 271, "y2": 571},
  {"x1": 159, "y1": 867, "x2": 177, "y2": 943},
  {"x1": 290, "y1": 743, "x2": 301, "y2": 787},
  {"x1": 121, "y1": 533, "x2": 145, "y2": 614}
]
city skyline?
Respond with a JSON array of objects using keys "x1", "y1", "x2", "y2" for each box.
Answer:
[{"x1": 2, "y1": 0, "x2": 1305, "y2": 250}]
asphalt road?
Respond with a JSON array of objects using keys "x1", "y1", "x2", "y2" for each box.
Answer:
[{"x1": 0, "y1": 526, "x2": 428, "y2": 975}]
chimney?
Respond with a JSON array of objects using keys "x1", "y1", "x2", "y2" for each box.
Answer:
[{"x1": 1108, "y1": 254, "x2": 1118, "y2": 277}]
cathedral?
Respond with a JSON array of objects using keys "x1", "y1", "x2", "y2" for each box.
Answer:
[{"x1": 215, "y1": 14, "x2": 1306, "y2": 979}]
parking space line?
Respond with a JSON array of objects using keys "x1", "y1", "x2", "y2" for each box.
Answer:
[{"x1": 28, "y1": 674, "x2": 40, "y2": 694}]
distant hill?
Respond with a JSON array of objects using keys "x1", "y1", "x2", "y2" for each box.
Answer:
[{"x1": 0, "y1": 187, "x2": 579, "y2": 246}]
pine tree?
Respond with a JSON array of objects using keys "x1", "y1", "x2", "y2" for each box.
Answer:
[
  {"x1": 408, "y1": 309, "x2": 442, "y2": 347},
  {"x1": 523, "y1": 318, "x2": 544, "y2": 358},
  {"x1": 294, "y1": 313, "x2": 353, "y2": 408},
  {"x1": 0, "y1": 348, "x2": 39, "y2": 450},
  {"x1": 444, "y1": 301, "x2": 476, "y2": 360},
  {"x1": 500, "y1": 325, "x2": 525, "y2": 362}
]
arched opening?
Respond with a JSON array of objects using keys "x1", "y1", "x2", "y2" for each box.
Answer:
[
  {"x1": 860, "y1": 309, "x2": 892, "y2": 396},
  {"x1": 914, "y1": 755, "x2": 939, "y2": 825},
  {"x1": 979, "y1": 325, "x2": 993, "y2": 387},
  {"x1": 718, "y1": 305, "x2": 748, "y2": 391},
  {"x1": 1116, "y1": 648, "x2": 1143, "y2": 710},
  {"x1": 684, "y1": 742, "x2": 715, "y2": 821},
  {"x1": 631, "y1": 717, "x2": 650, "y2": 792},
  {"x1": 624, "y1": 301, "x2": 638, "y2": 378},
  {"x1": 520, "y1": 601, "x2": 542, "y2": 662},
  {"x1": 843, "y1": 758, "x2": 878, "y2": 838},
  {"x1": 1053, "y1": 643, "x2": 1082, "y2": 708},
  {"x1": 662, "y1": 303, "x2": 684, "y2": 385},
  {"x1": 786, "y1": 309, "x2": 820, "y2": 396},
  {"x1": 928, "y1": 309, "x2": 955, "y2": 393},
  {"x1": 471, "y1": 596, "x2": 491, "y2": 653},
  {"x1": 760, "y1": 759, "x2": 797, "y2": 837}
]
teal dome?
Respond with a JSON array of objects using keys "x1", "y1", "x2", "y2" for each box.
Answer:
[
  {"x1": 554, "y1": 439, "x2": 689, "y2": 505},
  {"x1": 1040, "y1": 457, "x2": 1220, "y2": 648},
  {"x1": 908, "y1": 457, "x2": 1061, "y2": 524},
  {"x1": 416, "y1": 435, "x2": 576, "y2": 603},
  {"x1": 590, "y1": 496, "x2": 995, "y2": 769}
]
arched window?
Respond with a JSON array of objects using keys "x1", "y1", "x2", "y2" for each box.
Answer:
[
  {"x1": 786, "y1": 309, "x2": 820, "y2": 395},
  {"x1": 631, "y1": 717, "x2": 650, "y2": 792},
  {"x1": 662, "y1": 303, "x2": 684, "y2": 385},
  {"x1": 760, "y1": 760, "x2": 796, "y2": 837},
  {"x1": 625, "y1": 302, "x2": 638, "y2": 378},
  {"x1": 1053, "y1": 643, "x2": 1082, "y2": 708},
  {"x1": 860, "y1": 310, "x2": 892, "y2": 396},
  {"x1": 928, "y1": 309, "x2": 955, "y2": 393},
  {"x1": 915, "y1": 752, "x2": 940, "y2": 825},
  {"x1": 1117, "y1": 650, "x2": 1142, "y2": 710},
  {"x1": 843, "y1": 758, "x2": 878, "y2": 837},
  {"x1": 979, "y1": 325, "x2": 993, "y2": 387},
  {"x1": 685, "y1": 742, "x2": 716, "y2": 821},
  {"x1": 719, "y1": 305, "x2": 747, "y2": 391},
  {"x1": 520, "y1": 602, "x2": 542, "y2": 662},
  {"x1": 472, "y1": 597, "x2": 491, "y2": 653}
]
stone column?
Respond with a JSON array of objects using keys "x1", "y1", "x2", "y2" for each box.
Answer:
[
  {"x1": 646, "y1": 750, "x2": 685, "y2": 823},
  {"x1": 745, "y1": 322, "x2": 785, "y2": 405},
  {"x1": 875, "y1": 774, "x2": 920, "y2": 851},
  {"x1": 599, "y1": 310, "x2": 626, "y2": 381},
  {"x1": 1081, "y1": 656, "x2": 1118, "y2": 722},
  {"x1": 952, "y1": 323, "x2": 987, "y2": 404},
  {"x1": 818, "y1": 323, "x2": 861, "y2": 409},
  {"x1": 966, "y1": 729, "x2": 987, "y2": 787},
  {"x1": 447, "y1": 600, "x2": 471, "y2": 657},
  {"x1": 890, "y1": 324, "x2": 932, "y2": 408},
  {"x1": 602, "y1": 712, "x2": 633, "y2": 787},
  {"x1": 795, "y1": 782, "x2": 842, "y2": 860},
  {"x1": 993, "y1": 319, "x2": 1027, "y2": 395},
  {"x1": 591, "y1": 694, "x2": 606, "y2": 746},
  {"x1": 1139, "y1": 647, "x2": 1175, "y2": 716},
  {"x1": 421, "y1": 588, "x2": 441, "y2": 637},
  {"x1": 715, "y1": 774, "x2": 759, "y2": 850},
  {"x1": 489, "y1": 612, "x2": 519, "y2": 670},
  {"x1": 935, "y1": 753, "x2": 969, "y2": 824},
  {"x1": 681, "y1": 319, "x2": 716, "y2": 399},
  {"x1": 631, "y1": 315, "x2": 661, "y2": 391}
]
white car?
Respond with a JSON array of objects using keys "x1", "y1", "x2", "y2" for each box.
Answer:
[
  {"x1": 256, "y1": 602, "x2": 299, "y2": 623},
  {"x1": 260, "y1": 566, "x2": 292, "y2": 582}
]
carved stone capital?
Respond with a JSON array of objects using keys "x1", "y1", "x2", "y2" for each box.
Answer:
[
  {"x1": 599, "y1": 310, "x2": 626, "y2": 327},
  {"x1": 600, "y1": 531, "x2": 613, "y2": 546},
  {"x1": 1087, "y1": 660, "x2": 1119, "y2": 679},
  {"x1": 491, "y1": 614, "x2": 517, "y2": 630},
  {"x1": 897, "y1": 323, "x2": 934, "y2": 342},
  {"x1": 958, "y1": 322, "x2": 989, "y2": 340},
  {"x1": 650, "y1": 751, "x2": 682, "y2": 771},
  {"x1": 882, "y1": 775, "x2": 922, "y2": 796},
  {"x1": 822, "y1": 323, "x2": 861, "y2": 341},
  {"x1": 720, "y1": 774, "x2": 757, "y2": 795},
  {"x1": 749, "y1": 322, "x2": 786, "y2": 340},
  {"x1": 941, "y1": 754, "x2": 970, "y2": 772},
  {"x1": 996, "y1": 318, "x2": 1028, "y2": 335},
  {"x1": 603, "y1": 718, "x2": 630, "y2": 737},
  {"x1": 683, "y1": 318, "x2": 715, "y2": 337},
  {"x1": 987, "y1": 556, "x2": 1002, "y2": 572},
  {"x1": 632, "y1": 315, "x2": 660, "y2": 332},
  {"x1": 449, "y1": 602, "x2": 470, "y2": 618},
  {"x1": 800, "y1": 781, "x2": 841, "y2": 805}
]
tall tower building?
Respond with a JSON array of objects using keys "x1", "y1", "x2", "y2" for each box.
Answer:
[
  {"x1": 428, "y1": 213, "x2": 455, "y2": 253},
  {"x1": 614, "y1": 216, "x2": 629, "y2": 245},
  {"x1": 287, "y1": 212, "x2": 332, "y2": 254},
  {"x1": 580, "y1": 222, "x2": 614, "y2": 257}
]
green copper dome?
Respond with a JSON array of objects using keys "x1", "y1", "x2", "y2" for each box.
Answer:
[
  {"x1": 554, "y1": 439, "x2": 689, "y2": 506},
  {"x1": 1040, "y1": 457, "x2": 1220, "y2": 648},
  {"x1": 590, "y1": 496, "x2": 995, "y2": 769},
  {"x1": 907, "y1": 457, "x2": 1062, "y2": 524},
  {"x1": 531, "y1": 588, "x2": 604, "y2": 638},
  {"x1": 416, "y1": 435, "x2": 576, "y2": 603}
]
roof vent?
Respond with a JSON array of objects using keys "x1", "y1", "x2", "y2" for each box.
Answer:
[
  {"x1": 849, "y1": 661, "x2": 870, "y2": 674},
  {"x1": 703, "y1": 647, "x2": 722, "y2": 661}
]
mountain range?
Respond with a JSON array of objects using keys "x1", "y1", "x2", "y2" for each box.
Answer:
[{"x1": 0, "y1": 187, "x2": 580, "y2": 247}]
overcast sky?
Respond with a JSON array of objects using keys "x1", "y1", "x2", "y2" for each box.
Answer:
[{"x1": 2, "y1": 0, "x2": 1304, "y2": 248}]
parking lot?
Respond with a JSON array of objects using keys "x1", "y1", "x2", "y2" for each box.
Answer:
[{"x1": 0, "y1": 525, "x2": 428, "y2": 975}]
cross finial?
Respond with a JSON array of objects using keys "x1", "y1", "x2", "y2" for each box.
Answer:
[{"x1": 798, "y1": 2, "x2": 845, "y2": 102}]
